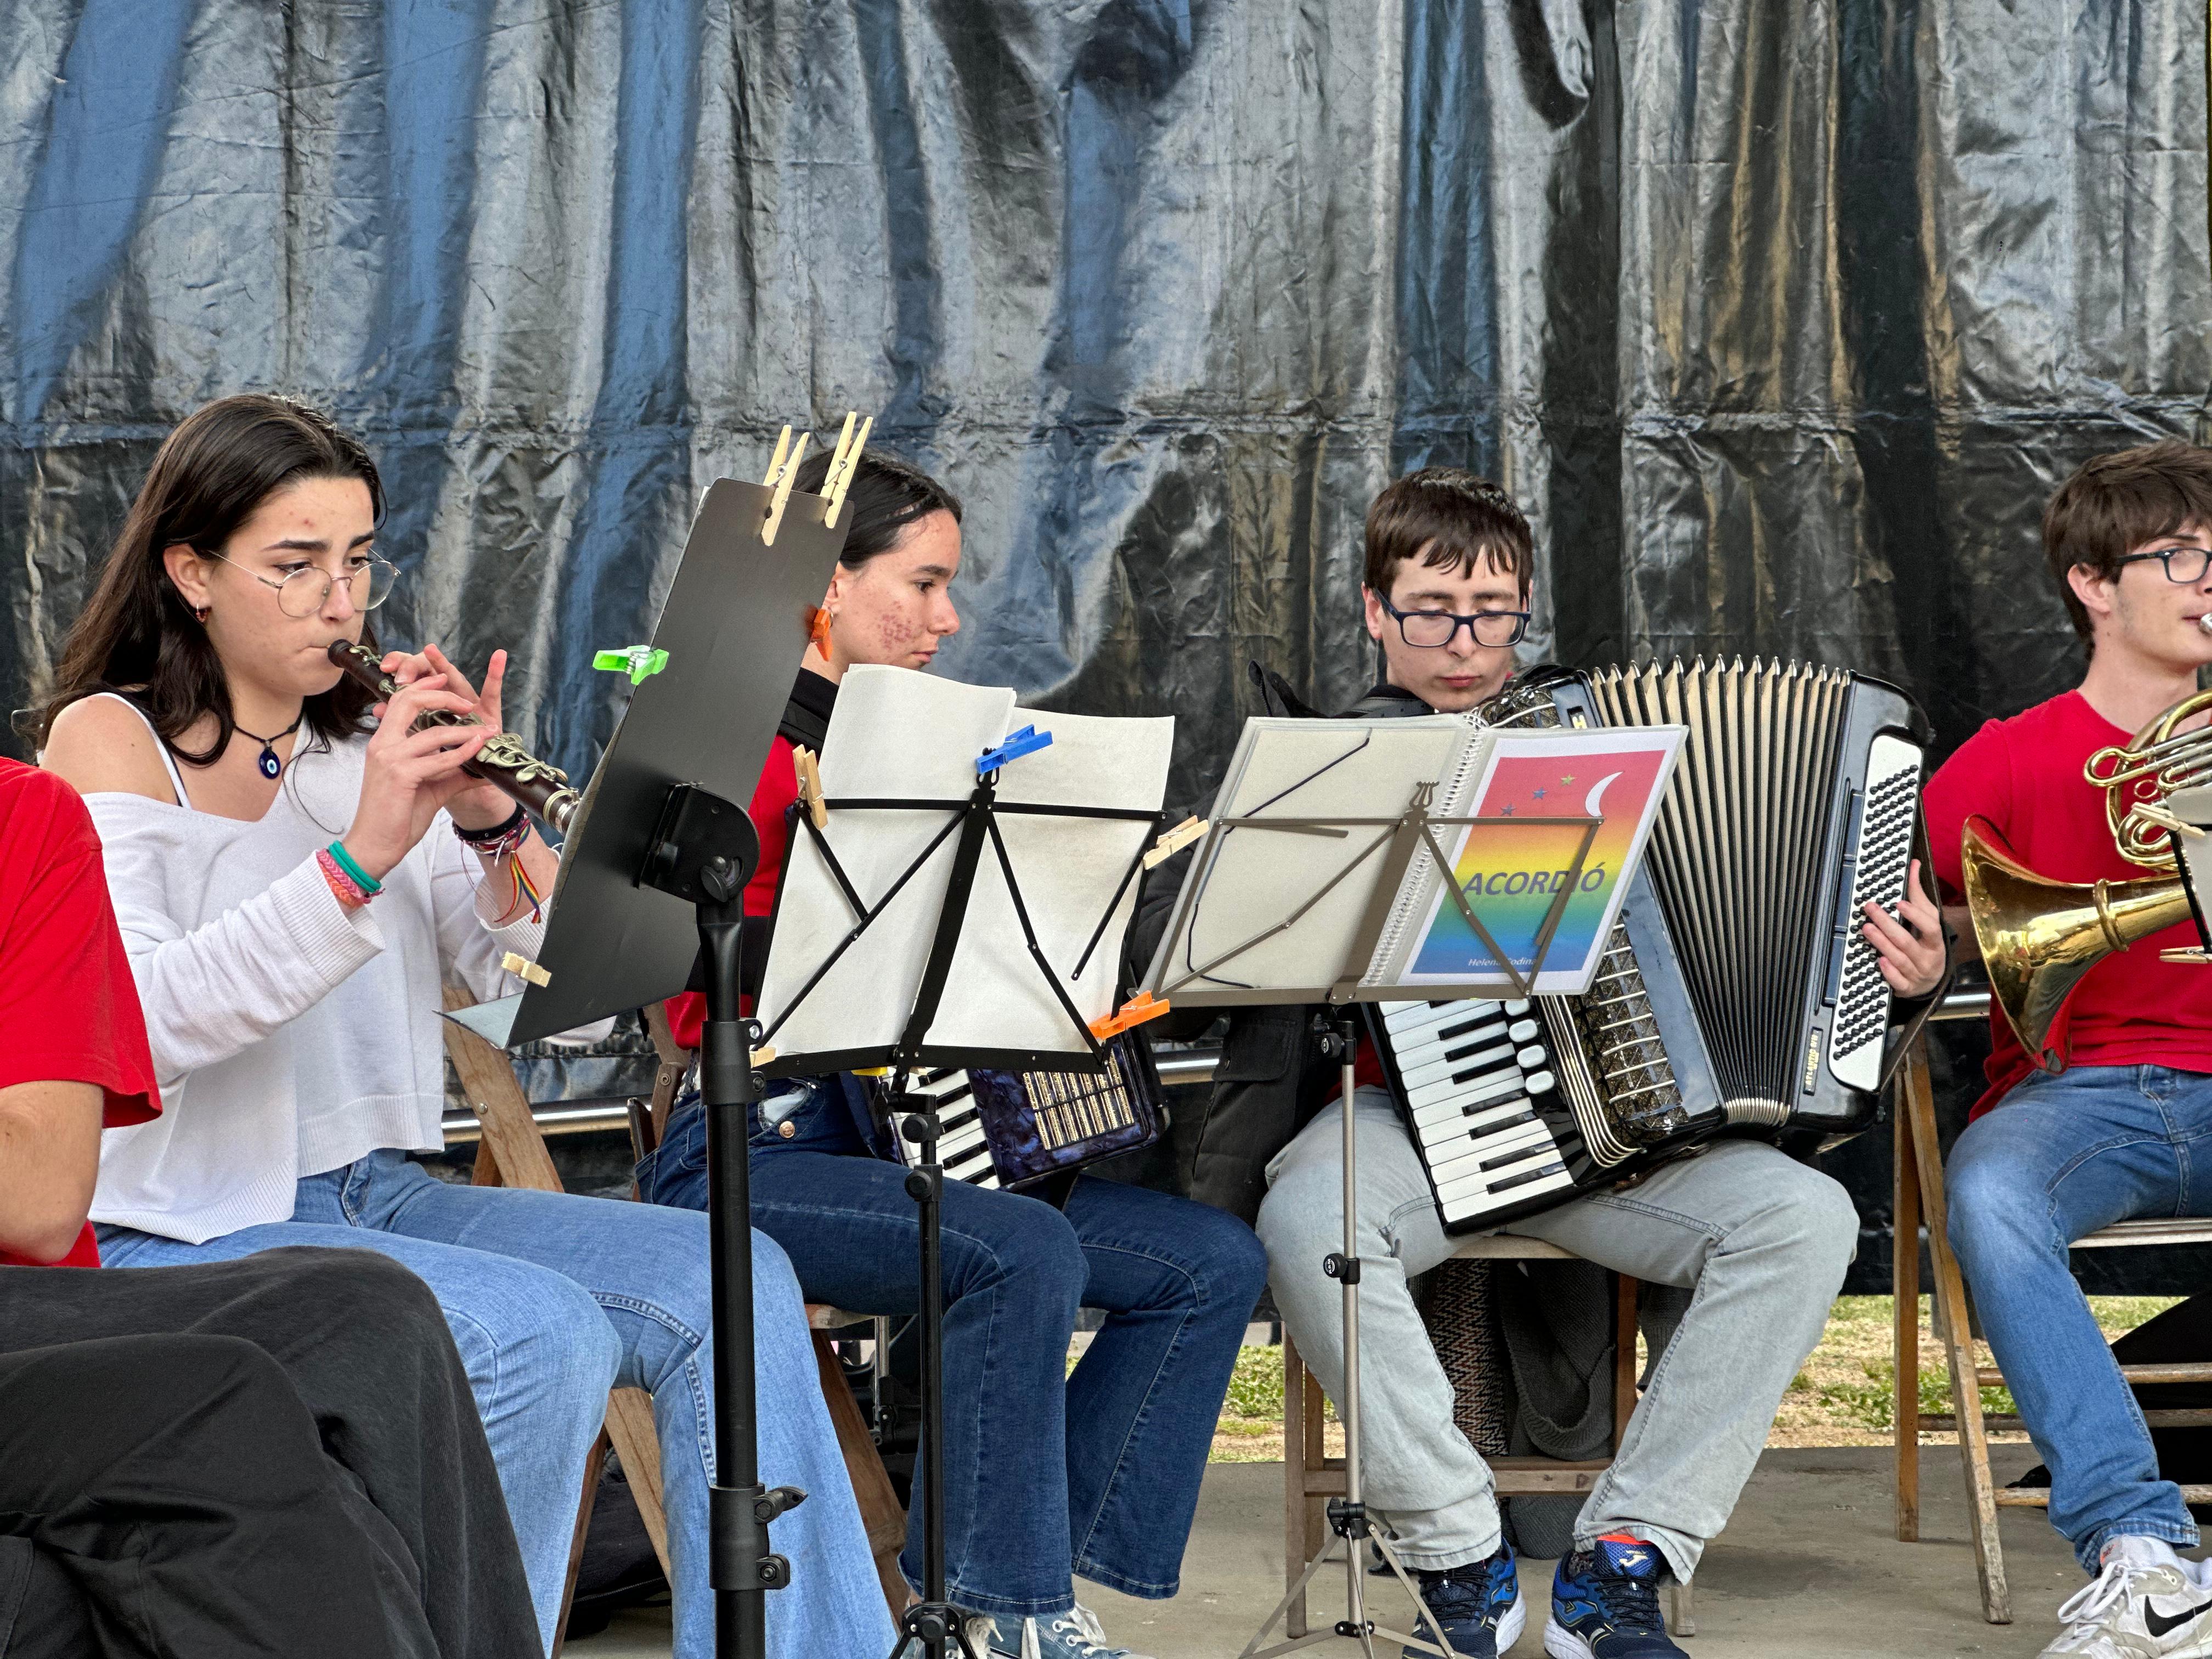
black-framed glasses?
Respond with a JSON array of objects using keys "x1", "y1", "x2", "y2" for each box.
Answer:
[
  {"x1": 1375, "y1": 591, "x2": 1531, "y2": 649},
  {"x1": 209, "y1": 551, "x2": 400, "y2": 618},
  {"x1": 2117, "y1": 544, "x2": 2212, "y2": 585}
]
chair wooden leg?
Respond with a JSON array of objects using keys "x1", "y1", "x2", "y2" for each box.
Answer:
[
  {"x1": 603, "y1": 1389, "x2": 672, "y2": 1577},
  {"x1": 1284, "y1": 1335, "x2": 1311, "y2": 1640},
  {"x1": 1895, "y1": 1076, "x2": 1923, "y2": 1542},
  {"x1": 1904, "y1": 1046, "x2": 2012, "y2": 1624},
  {"x1": 551, "y1": 1430, "x2": 610, "y2": 1657},
  {"x1": 1669, "y1": 1579, "x2": 1696, "y2": 1637},
  {"x1": 811, "y1": 1329, "x2": 911, "y2": 1620},
  {"x1": 1613, "y1": 1271, "x2": 1639, "y2": 1449}
]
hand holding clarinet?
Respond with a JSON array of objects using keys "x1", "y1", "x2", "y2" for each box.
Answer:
[{"x1": 327, "y1": 640, "x2": 568, "y2": 922}]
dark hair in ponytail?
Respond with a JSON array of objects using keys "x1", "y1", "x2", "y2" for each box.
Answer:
[
  {"x1": 792, "y1": 446, "x2": 962, "y2": 568},
  {"x1": 38, "y1": 394, "x2": 384, "y2": 761}
]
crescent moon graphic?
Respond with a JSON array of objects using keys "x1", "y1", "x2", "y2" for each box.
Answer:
[{"x1": 1584, "y1": 772, "x2": 1622, "y2": 819}]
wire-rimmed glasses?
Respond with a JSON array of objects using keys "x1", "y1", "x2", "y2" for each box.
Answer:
[{"x1": 209, "y1": 551, "x2": 400, "y2": 618}]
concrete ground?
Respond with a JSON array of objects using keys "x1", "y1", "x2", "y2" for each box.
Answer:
[{"x1": 572, "y1": 1442, "x2": 2089, "y2": 1657}]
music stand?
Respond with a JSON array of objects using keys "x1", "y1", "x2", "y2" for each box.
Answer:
[
  {"x1": 1142, "y1": 733, "x2": 1649, "y2": 1659},
  {"x1": 444, "y1": 470, "x2": 849, "y2": 1658},
  {"x1": 754, "y1": 678, "x2": 1172, "y2": 1659}
]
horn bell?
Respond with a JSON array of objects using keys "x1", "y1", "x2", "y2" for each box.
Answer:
[{"x1": 1961, "y1": 817, "x2": 2194, "y2": 1074}]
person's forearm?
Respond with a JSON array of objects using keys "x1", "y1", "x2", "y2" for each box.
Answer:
[{"x1": 0, "y1": 1080, "x2": 103, "y2": 1261}]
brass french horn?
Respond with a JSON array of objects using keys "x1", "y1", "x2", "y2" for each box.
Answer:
[
  {"x1": 1965, "y1": 681, "x2": 2212, "y2": 1070},
  {"x1": 1960, "y1": 817, "x2": 2196, "y2": 1072}
]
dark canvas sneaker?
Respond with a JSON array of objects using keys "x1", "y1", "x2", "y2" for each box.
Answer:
[
  {"x1": 2043, "y1": 1535, "x2": 2212, "y2": 1658},
  {"x1": 1543, "y1": 1533, "x2": 1686, "y2": 1659},
  {"x1": 1404, "y1": 1538, "x2": 1525, "y2": 1658},
  {"x1": 973, "y1": 1602, "x2": 1159, "y2": 1659}
]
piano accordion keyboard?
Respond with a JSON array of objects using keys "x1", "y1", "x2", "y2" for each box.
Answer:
[
  {"x1": 889, "y1": 1067, "x2": 1001, "y2": 1189},
  {"x1": 1377, "y1": 998, "x2": 1582, "y2": 1227}
]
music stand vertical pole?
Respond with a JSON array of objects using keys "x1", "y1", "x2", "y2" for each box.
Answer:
[
  {"x1": 639, "y1": 785, "x2": 805, "y2": 1657},
  {"x1": 1324, "y1": 1009, "x2": 1376, "y2": 1655}
]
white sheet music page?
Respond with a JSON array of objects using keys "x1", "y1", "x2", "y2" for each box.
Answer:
[
  {"x1": 756, "y1": 667, "x2": 1016, "y2": 1059},
  {"x1": 1142, "y1": 716, "x2": 1474, "y2": 1002},
  {"x1": 932, "y1": 708, "x2": 1174, "y2": 1053},
  {"x1": 756, "y1": 667, "x2": 1173, "y2": 1063}
]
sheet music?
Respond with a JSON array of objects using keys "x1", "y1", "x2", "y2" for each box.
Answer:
[
  {"x1": 757, "y1": 668, "x2": 1015, "y2": 1057},
  {"x1": 1141, "y1": 716, "x2": 1476, "y2": 1000},
  {"x1": 757, "y1": 667, "x2": 1172, "y2": 1062},
  {"x1": 933, "y1": 708, "x2": 1173, "y2": 1051}
]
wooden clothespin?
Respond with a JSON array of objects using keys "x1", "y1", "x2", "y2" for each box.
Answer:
[
  {"x1": 761, "y1": 425, "x2": 812, "y2": 546},
  {"x1": 500, "y1": 952, "x2": 552, "y2": 989},
  {"x1": 1089, "y1": 991, "x2": 1170, "y2": 1041},
  {"x1": 792, "y1": 745, "x2": 827, "y2": 830},
  {"x1": 1144, "y1": 815, "x2": 1209, "y2": 869},
  {"x1": 823, "y1": 413, "x2": 874, "y2": 528},
  {"x1": 749, "y1": 1043, "x2": 778, "y2": 1068}
]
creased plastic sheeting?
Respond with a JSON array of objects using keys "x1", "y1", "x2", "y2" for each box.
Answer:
[
  {"x1": 0, "y1": 0, "x2": 2205, "y2": 1283},
  {"x1": 3, "y1": 1, "x2": 2205, "y2": 806}
]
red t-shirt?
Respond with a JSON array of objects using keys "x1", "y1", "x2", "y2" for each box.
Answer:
[
  {"x1": 663, "y1": 736, "x2": 802, "y2": 1052},
  {"x1": 0, "y1": 759, "x2": 161, "y2": 1266},
  {"x1": 1921, "y1": 690, "x2": 2212, "y2": 1116}
]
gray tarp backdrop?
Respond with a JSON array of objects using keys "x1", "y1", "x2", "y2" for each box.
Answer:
[{"x1": 3, "y1": 1, "x2": 2208, "y2": 1280}]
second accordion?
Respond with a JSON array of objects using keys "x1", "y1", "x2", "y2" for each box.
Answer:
[
  {"x1": 1376, "y1": 658, "x2": 1929, "y2": 1234},
  {"x1": 879, "y1": 1032, "x2": 1166, "y2": 1192}
]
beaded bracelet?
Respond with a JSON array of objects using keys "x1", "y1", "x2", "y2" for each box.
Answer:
[{"x1": 318, "y1": 844, "x2": 382, "y2": 906}]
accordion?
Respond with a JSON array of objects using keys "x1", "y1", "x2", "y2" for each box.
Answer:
[
  {"x1": 881, "y1": 1033, "x2": 1165, "y2": 1192},
  {"x1": 1375, "y1": 659, "x2": 1928, "y2": 1235}
]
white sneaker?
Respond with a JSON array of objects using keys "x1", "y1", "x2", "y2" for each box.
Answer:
[{"x1": 2043, "y1": 1536, "x2": 2212, "y2": 1657}]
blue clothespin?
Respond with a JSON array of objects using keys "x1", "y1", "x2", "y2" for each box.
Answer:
[{"x1": 978, "y1": 724, "x2": 1053, "y2": 778}]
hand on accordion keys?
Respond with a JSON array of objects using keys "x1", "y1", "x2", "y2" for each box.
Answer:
[{"x1": 1858, "y1": 858, "x2": 1945, "y2": 999}]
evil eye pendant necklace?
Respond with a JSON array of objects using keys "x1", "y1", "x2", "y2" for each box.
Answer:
[{"x1": 236, "y1": 714, "x2": 303, "y2": 781}]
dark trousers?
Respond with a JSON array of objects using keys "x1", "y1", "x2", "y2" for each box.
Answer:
[
  {"x1": 0, "y1": 1248, "x2": 538, "y2": 1659},
  {"x1": 639, "y1": 1077, "x2": 1271, "y2": 1617}
]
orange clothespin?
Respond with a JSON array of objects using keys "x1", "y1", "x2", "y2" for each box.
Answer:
[
  {"x1": 1143, "y1": 816, "x2": 1208, "y2": 869},
  {"x1": 1088, "y1": 991, "x2": 1170, "y2": 1041},
  {"x1": 793, "y1": 746, "x2": 827, "y2": 829}
]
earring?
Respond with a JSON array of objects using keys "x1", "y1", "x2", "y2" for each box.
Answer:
[
  {"x1": 809, "y1": 605, "x2": 834, "y2": 653},
  {"x1": 193, "y1": 605, "x2": 211, "y2": 623}
]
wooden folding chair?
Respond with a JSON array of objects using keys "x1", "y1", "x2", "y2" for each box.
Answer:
[
  {"x1": 1281, "y1": 1234, "x2": 1694, "y2": 1638},
  {"x1": 1893, "y1": 1028, "x2": 2212, "y2": 1625}
]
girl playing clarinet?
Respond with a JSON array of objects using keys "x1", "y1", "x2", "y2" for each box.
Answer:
[{"x1": 36, "y1": 393, "x2": 893, "y2": 1659}]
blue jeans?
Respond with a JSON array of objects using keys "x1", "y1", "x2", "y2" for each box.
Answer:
[
  {"x1": 98, "y1": 1150, "x2": 895, "y2": 1658},
  {"x1": 1945, "y1": 1065, "x2": 2212, "y2": 1570},
  {"x1": 639, "y1": 1078, "x2": 1269, "y2": 1617}
]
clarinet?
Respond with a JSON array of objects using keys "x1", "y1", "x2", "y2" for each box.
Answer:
[{"x1": 326, "y1": 640, "x2": 583, "y2": 833}]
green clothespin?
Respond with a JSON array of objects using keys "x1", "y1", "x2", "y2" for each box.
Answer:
[{"x1": 593, "y1": 646, "x2": 669, "y2": 686}]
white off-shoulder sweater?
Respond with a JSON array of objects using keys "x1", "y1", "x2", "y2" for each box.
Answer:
[{"x1": 79, "y1": 699, "x2": 545, "y2": 1244}]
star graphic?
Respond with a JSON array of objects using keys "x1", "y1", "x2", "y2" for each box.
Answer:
[
  {"x1": 1531, "y1": 787, "x2": 1547, "y2": 800},
  {"x1": 1500, "y1": 803, "x2": 1516, "y2": 816},
  {"x1": 1561, "y1": 774, "x2": 1575, "y2": 784}
]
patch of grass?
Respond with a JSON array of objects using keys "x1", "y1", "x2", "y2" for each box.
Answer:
[{"x1": 1815, "y1": 1358, "x2": 2016, "y2": 1434}]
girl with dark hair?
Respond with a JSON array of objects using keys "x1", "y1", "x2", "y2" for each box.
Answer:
[
  {"x1": 37, "y1": 394, "x2": 895, "y2": 1659},
  {"x1": 641, "y1": 449, "x2": 1268, "y2": 1659}
]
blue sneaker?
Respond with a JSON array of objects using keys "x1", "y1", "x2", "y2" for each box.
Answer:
[
  {"x1": 1404, "y1": 1539, "x2": 1524, "y2": 1657},
  {"x1": 1543, "y1": 1533, "x2": 1686, "y2": 1658}
]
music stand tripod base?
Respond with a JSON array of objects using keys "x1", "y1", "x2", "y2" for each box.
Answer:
[{"x1": 1239, "y1": 1008, "x2": 1452, "y2": 1659}]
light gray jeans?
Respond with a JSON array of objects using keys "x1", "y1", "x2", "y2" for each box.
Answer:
[{"x1": 1257, "y1": 1087, "x2": 1858, "y2": 1581}]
